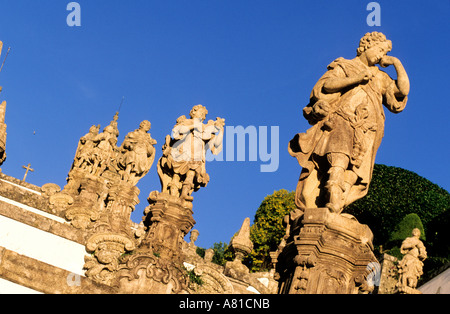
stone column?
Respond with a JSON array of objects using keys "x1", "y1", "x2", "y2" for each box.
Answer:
[{"x1": 274, "y1": 208, "x2": 378, "y2": 294}]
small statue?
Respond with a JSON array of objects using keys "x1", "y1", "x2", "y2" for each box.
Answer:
[
  {"x1": 91, "y1": 114, "x2": 119, "y2": 176},
  {"x1": 289, "y1": 32, "x2": 410, "y2": 214},
  {"x1": 118, "y1": 120, "x2": 157, "y2": 185},
  {"x1": 157, "y1": 105, "x2": 225, "y2": 201},
  {"x1": 397, "y1": 228, "x2": 427, "y2": 293},
  {"x1": 72, "y1": 124, "x2": 100, "y2": 173}
]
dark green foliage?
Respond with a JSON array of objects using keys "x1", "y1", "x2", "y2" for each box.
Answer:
[
  {"x1": 346, "y1": 164, "x2": 449, "y2": 256},
  {"x1": 210, "y1": 242, "x2": 232, "y2": 266},
  {"x1": 387, "y1": 213, "x2": 425, "y2": 260},
  {"x1": 196, "y1": 246, "x2": 206, "y2": 258},
  {"x1": 346, "y1": 164, "x2": 449, "y2": 281},
  {"x1": 389, "y1": 213, "x2": 426, "y2": 243}
]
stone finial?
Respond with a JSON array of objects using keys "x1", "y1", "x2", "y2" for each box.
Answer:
[
  {"x1": 224, "y1": 218, "x2": 253, "y2": 282},
  {"x1": 189, "y1": 230, "x2": 199, "y2": 247},
  {"x1": 229, "y1": 217, "x2": 253, "y2": 261}
]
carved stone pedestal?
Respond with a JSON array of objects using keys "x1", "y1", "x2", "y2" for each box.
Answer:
[
  {"x1": 83, "y1": 182, "x2": 141, "y2": 286},
  {"x1": 116, "y1": 192, "x2": 195, "y2": 294},
  {"x1": 64, "y1": 170, "x2": 109, "y2": 229},
  {"x1": 275, "y1": 208, "x2": 378, "y2": 294}
]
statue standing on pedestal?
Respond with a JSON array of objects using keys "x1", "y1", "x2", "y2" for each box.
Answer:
[
  {"x1": 276, "y1": 32, "x2": 409, "y2": 295},
  {"x1": 289, "y1": 32, "x2": 410, "y2": 214},
  {"x1": 158, "y1": 104, "x2": 225, "y2": 202},
  {"x1": 118, "y1": 120, "x2": 157, "y2": 185},
  {"x1": 397, "y1": 228, "x2": 427, "y2": 293}
]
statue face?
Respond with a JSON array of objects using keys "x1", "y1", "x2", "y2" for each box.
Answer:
[
  {"x1": 189, "y1": 105, "x2": 208, "y2": 121},
  {"x1": 140, "y1": 121, "x2": 151, "y2": 132},
  {"x1": 364, "y1": 42, "x2": 390, "y2": 66}
]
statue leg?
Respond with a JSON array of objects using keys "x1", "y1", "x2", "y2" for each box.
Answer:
[
  {"x1": 180, "y1": 170, "x2": 195, "y2": 202},
  {"x1": 325, "y1": 153, "x2": 349, "y2": 213},
  {"x1": 169, "y1": 174, "x2": 181, "y2": 197}
]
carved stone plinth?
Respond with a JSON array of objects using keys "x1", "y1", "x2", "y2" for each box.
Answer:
[
  {"x1": 64, "y1": 169, "x2": 109, "y2": 229},
  {"x1": 83, "y1": 182, "x2": 141, "y2": 286},
  {"x1": 275, "y1": 208, "x2": 377, "y2": 294},
  {"x1": 116, "y1": 192, "x2": 195, "y2": 294}
]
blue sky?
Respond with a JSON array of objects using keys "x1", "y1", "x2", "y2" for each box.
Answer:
[{"x1": 0, "y1": 1, "x2": 448, "y2": 249}]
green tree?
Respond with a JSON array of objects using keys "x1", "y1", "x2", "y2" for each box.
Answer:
[
  {"x1": 248, "y1": 189, "x2": 296, "y2": 272},
  {"x1": 389, "y1": 213, "x2": 425, "y2": 243},
  {"x1": 210, "y1": 242, "x2": 232, "y2": 266}
]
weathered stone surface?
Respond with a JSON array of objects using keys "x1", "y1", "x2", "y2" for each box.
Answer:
[
  {"x1": 0, "y1": 247, "x2": 116, "y2": 294},
  {"x1": 157, "y1": 105, "x2": 225, "y2": 204},
  {"x1": 275, "y1": 208, "x2": 377, "y2": 294},
  {"x1": 397, "y1": 228, "x2": 427, "y2": 294},
  {"x1": 378, "y1": 253, "x2": 398, "y2": 294},
  {"x1": 289, "y1": 32, "x2": 410, "y2": 215}
]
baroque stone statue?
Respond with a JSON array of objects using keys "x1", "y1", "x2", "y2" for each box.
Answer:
[
  {"x1": 275, "y1": 32, "x2": 409, "y2": 294},
  {"x1": 158, "y1": 104, "x2": 225, "y2": 202},
  {"x1": 289, "y1": 32, "x2": 410, "y2": 214},
  {"x1": 397, "y1": 228, "x2": 427, "y2": 294},
  {"x1": 118, "y1": 120, "x2": 157, "y2": 185}
]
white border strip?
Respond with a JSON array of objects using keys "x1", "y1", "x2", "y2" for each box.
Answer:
[
  {"x1": 0, "y1": 195, "x2": 66, "y2": 224},
  {"x1": 0, "y1": 179, "x2": 42, "y2": 196}
]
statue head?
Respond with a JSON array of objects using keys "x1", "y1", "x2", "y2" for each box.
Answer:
[
  {"x1": 89, "y1": 125, "x2": 100, "y2": 135},
  {"x1": 357, "y1": 32, "x2": 392, "y2": 65},
  {"x1": 412, "y1": 228, "x2": 421, "y2": 238},
  {"x1": 189, "y1": 105, "x2": 208, "y2": 121},
  {"x1": 189, "y1": 229, "x2": 199, "y2": 243},
  {"x1": 139, "y1": 120, "x2": 151, "y2": 132}
]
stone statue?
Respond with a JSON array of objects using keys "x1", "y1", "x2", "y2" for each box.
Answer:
[
  {"x1": 72, "y1": 124, "x2": 100, "y2": 173},
  {"x1": 91, "y1": 113, "x2": 119, "y2": 176},
  {"x1": 397, "y1": 228, "x2": 427, "y2": 293},
  {"x1": 158, "y1": 104, "x2": 225, "y2": 201},
  {"x1": 289, "y1": 32, "x2": 410, "y2": 214},
  {"x1": 118, "y1": 120, "x2": 157, "y2": 185}
]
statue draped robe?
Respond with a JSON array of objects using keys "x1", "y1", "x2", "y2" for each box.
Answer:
[{"x1": 289, "y1": 57, "x2": 408, "y2": 210}]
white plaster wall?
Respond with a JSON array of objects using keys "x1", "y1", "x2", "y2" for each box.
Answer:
[
  {"x1": 0, "y1": 214, "x2": 87, "y2": 277},
  {"x1": 419, "y1": 268, "x2": 450, "y2": 294}
]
